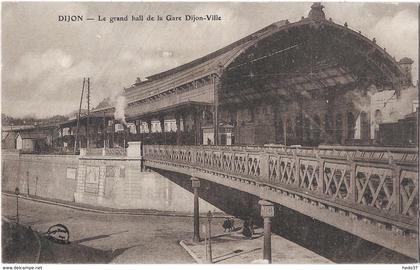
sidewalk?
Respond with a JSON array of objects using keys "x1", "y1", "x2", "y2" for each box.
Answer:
[{"x1": 180, "y1": 227, "x2": 332, "y2": 264}]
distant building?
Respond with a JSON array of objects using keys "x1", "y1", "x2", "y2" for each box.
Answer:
[
  {"x1": 2, "y1": 132, "x2": 17, "y2": 149},
  {"x1": 16, "y1": 132, "x2": 47, "y2": 153},
  {"x1": 2, "y1": 123, "x2": 60, "y2": 152},
  {"x1": 370, "y1": 86, "x2": 418, "y2": 142}
]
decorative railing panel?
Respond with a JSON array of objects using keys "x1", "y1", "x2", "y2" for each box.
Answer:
[
  {"x1": 324, "y1": 162, "x2": 352, "y2": 201},
  {"x1": 143, "y1": 144, "x2": 418, "y2": 231},
  {"x1": 85, "y1": 147, "x2": 127, "y2": 157},
  {"x1": 279, "y1": 156, "x2": 298, "y2": 186}
]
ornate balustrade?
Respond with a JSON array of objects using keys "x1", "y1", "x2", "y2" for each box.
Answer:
[
  {"x1": 85, "y1": 147, "x2": 127, "y2": 157},
  {"x1": 143, "y1": 144, "x2": 418, "y2": 231}
]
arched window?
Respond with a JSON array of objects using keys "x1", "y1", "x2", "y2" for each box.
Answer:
[
  {"x1": 347, "y1": 112, "x2": 355, "y2": 139},
  {"x1": 374, "y1": 109, "x2": 383, "y2": 140}
]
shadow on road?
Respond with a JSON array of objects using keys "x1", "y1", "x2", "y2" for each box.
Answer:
[
  {"x1": 72, "y1": 230, "x2": 129, "y2": 244},
  {"x1": 38, "y1": 234, "x2": 141, "y2": 263}
]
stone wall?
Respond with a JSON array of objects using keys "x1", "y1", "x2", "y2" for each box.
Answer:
[
  {"x1": 2, "y1": 152, "x2": 79, "y2": 201},
  {"x1": 2, "y1": 150, "x2": 219, "y2": 213}
]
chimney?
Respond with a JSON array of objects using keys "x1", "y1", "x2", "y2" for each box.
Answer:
[{"x1": 398, "y1": 57, "x2": 414, "y2": 86}]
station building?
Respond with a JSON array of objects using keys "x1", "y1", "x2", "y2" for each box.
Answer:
[{"x1": 103, "y1": 4, "x2": 418, "y2": 147}]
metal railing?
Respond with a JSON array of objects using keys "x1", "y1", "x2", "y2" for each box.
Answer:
[
  {"x1": 143, "y1": 144, "x2": 418, "y2": 229},
  {"x1": 84, "y1": 147, "x2": 127, "y2": 157}
]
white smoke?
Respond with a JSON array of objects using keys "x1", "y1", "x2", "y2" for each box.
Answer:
[
  {"x1": 110, "y1": 91, "x2": 127, "y2": 125},
  {"x1": 384, "y1": 86, "x2": 418, "y2": 122},
  {"x1": 344, "y1": 85, "x2": 378, "y2": 112}
]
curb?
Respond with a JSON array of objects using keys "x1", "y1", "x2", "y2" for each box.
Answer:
[
  {"x1": 179, "y1": 240, "x2": 203, "y2": 264},
  {"x1": 2, "y1": 192, "x2": 229, "y2": 219}
]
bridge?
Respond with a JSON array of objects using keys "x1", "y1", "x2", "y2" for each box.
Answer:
[{"x1": 142, "y1": 144, "x2": 418, "y2": 259}]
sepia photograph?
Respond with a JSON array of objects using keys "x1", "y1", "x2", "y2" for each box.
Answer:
[{"x1": 1, "y1": 1, "x2": 419, "y2": 266}]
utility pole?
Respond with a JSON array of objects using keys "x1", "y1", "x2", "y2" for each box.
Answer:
[
  {"x1": 74, "y1": 78, "x2": 86, "y2": 154},
  {"x1": 86, "y1": 78, "x2": 91, "y2": 149},
  {"x1": 15, "y1": 188, "x2": 20, "y2": 224},
  {"x1": 213, "y1": 75, "x2": 219, "y2": 146},
  {"x1": 103, "y1": 111, "x2": 106, "y2": 149}
]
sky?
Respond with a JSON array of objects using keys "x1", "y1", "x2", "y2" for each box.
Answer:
[{"x1": 1, "y1": 2, "x2": 418, "y2": 118}]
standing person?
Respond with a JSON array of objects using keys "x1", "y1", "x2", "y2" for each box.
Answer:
[
  {"x1": 249, "y1": 216, "x2": 254, "y2": 235},
  {"x1": 242, "y1": 219, "x2": 252, "y2": 239}
]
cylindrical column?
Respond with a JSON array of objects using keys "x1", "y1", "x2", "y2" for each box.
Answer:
[
  {"x1": 263, "y1": 217, "x2": 272, "y2": 262},
  {"x1": 176, "y1": 114, "x2": 181, "y2": 145},
  {"x1": 259, "y1": 199, "x2": 274, "y2": 263},
  {"x1": 206, "y1": 211, "x2": 213, "y2": 263},
  {"x1": 192, "y1": 177, "x2": 200, "y2": 243}
]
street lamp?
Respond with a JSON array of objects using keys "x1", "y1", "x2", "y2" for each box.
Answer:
[
  {"x1": 15, "y1": 187, "x2": 20, "y2": 224},
  {"x1": 206, "y1": 211, "x2": 213, "y2": 263},
  {"x1": 191, "y1": 177, "x2": 201, "y2": 243},
  {"x1": 259, "y1": 200, "x2": 275, "y2": 263}
]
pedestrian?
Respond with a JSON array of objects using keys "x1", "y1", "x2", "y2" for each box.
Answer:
[
  {"x1": 249, "y1": 216, "x2": 254, "y2": 235},
  {"x1": 242, "y1": 220, "x2": 252, "y2": 239}
]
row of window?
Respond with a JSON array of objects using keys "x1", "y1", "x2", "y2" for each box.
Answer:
[{"x1": 275, "y1": 111, "x2": 369, "y2": 141}]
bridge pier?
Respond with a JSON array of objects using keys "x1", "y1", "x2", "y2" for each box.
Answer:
[
  {"x1": 259, "y1": 199, "x2": 274, "y2": 263},
  {"x1": 191, "y1": 176, "x2": 201, "y2": 243}
]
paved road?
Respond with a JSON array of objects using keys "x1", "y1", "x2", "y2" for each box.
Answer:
[{"x1": 2, "y1": 196, "x2": 227, "y2": 263}]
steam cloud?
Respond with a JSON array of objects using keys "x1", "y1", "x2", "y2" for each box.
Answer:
[
  {"x1": 385, "y1": 86, "x2": 418, "y2": 122},
  {"x1": 344, "y1": 85, "x2": 378, "y2": 112},
  {"x1": 111, "y1": 92, "x2": 127, "y2": 125}
]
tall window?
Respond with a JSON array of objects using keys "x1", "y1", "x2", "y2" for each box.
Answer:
[
  {"x1": 347, "y1": 112, "x2": 355, "y2": 139},
  {"x1": 335, "y1": 113, "x2": 343, "y2": 144},
  {"x1": 303, "y1": 116, "x2": 311, "y2": 143},
  {"x1": 276, "y1": 119, "x2": 284, "y2": 144},
  {"x1": 286, "y1": 118, "x2": 293, "y2": 145},
  {"x1": 374, "y1": 109, "x2": 383, "y2": 140},
  {"x1": 360, "y1": 111, "x2": 370, "y2": 140},
  {"x1": 325, "y1": 114, "x2": 333, "y2": 143},
  {"x1": 295, "y1": 116, "x2": 302, "y2": 143},
  {"x1": 313, "y1": 115, "x2": 321, "y2": 145}
]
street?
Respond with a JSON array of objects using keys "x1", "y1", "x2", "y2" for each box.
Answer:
[{"x1": 2, "y1": 195, "x2": 227, "y2": 263}]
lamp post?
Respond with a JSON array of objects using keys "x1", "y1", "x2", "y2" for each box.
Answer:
[
  {"x1": 206, "y1": 211, "x2": 213, "y2": 263},
  {"x1": 15, "y1": 187, "x2": 20, "y2": 224},
  {"x1": 191, "y1": 176, "x2": 200, "y2": 243},
  {"x1": 26, "y1": 171, "x2": 30, "y2": 196},
  {"x1": 259, "y1": 200, "x2": 275, "y2": 263}
]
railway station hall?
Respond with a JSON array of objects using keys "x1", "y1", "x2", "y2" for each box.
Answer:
[
  {"x1": 96, "y1": 3, "x2": 417, "y2": 149},
  {"x1": 37, "y1": 3, "x2": 417, "y2": 151}
]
